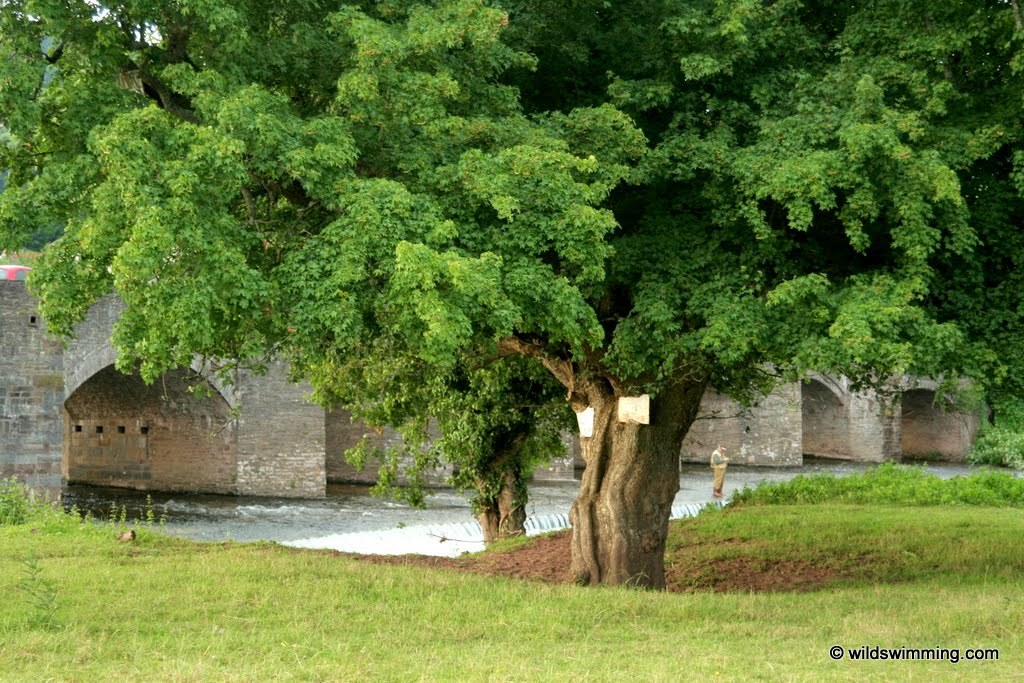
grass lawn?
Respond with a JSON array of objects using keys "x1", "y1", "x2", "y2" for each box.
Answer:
[{"x1": 2, "y1": 492, "x2": 1022, "y2": 682}]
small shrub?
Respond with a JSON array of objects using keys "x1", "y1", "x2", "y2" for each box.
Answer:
[
  {"x1": 18, "y1": 556, "x2": 60, "y2": 630},
  {"x1": 0, "y1": 477, "x2": 33, "y2": 525},
  {"x1": 969, "y1": 399, "x2": 1024, "y2": 469}
]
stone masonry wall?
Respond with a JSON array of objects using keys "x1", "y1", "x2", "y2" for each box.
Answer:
[
  {"x1": 63, "y1": 366, "x2": 238, "y2": 492},
  {"x1": 2, "y1": 288, "x2": 328, "y2": 498},
  {"x1": 0, "y1": 282, "x2": 63, "y2": 489},
  {"x1": 233, "y1": 365, "x2": 326, "y2": 498},
  {"x1": 325, "y1": 407, "x2": 398, "y2": 484},
  {"x1": 846, "y1": 384, "x2": 901, "y2": 462},
  {"x1": 681, "y1": 384, "x2": 803, "y2": 466},
  {"x1": 63, "y1": 295, "x2": 122, "y2": 398},
  {"x1": 900, "y1": 387, "x2": 981, "y2": 462},
  {"x1": 325, "y1": 409, "x2": 458, "y2": 486},
  {"x1": 801, "y1": 378, "x2": 849, "y2": 459},
  {"x1": 0, "y1": 283, "x2": 986, "y2": 497}
]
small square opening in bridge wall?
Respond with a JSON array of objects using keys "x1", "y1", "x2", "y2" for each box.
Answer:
[
  {"x1": 117, "y1": 425, "x2": 126, "y2": 434},
  {"x1": 74, "y1": 425, "x2": 82, "y2": 432},
  {"x1": 140, "y1": 426, "x2": 149, "y2": 435},
  {"x1": 95, "y1": 425, "x2": 103, "y2": 434},
  {"x1": 29, "y1": 315, "x2": 37, "y2": 326}
]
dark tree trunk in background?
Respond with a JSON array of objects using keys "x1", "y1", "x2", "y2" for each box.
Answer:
[
  {"x1": 477, "y1": 466, "x2": 527, "y2": 543},
  {"x1": 476, "y1": 428, "x2": 529, "y2": 543},
  {"x1": 569, "y1": 373, "x2": 707, "y2": 589}
]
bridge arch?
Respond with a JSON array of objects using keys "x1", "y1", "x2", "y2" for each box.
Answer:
[
  {"x1": 64, "y1": 342, "x2": 119, "y2": 399},
  {"x1": 64, "y1": 344, "x2": 240, "y2": 412},
  {"x1": 62, "y1": 363, "x2": 239, "y2": 492},
  {"x1": 801, "y1": 377, "x2": 849, "y2": 459},
  {"x1": 900, "y1": 388, "x2": 971, "y2": 461}
]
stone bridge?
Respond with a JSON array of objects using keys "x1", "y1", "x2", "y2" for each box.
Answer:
[
  {"x1": 0, "y1": 281, "x2": 402, "y2": 497},
  {"x1": 680, "y1": 375, "x2": 981, "y2": 466},
  {"x1": 1, "y1": 281, "x2": 982, "y2": 497}
]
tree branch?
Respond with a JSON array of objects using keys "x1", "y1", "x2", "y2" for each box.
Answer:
[
  {"x1": 43, "y1": 41, "x2": 64, "y2": 64},
  {"x1": 241, "y1": 187, "x2": 259, "y2": 226},
  {"x1": 114, "y1": 20, "x2": 200, "y2": 124},
  {"x1": 138, "y1": 70, "x2": 199, "y2": 123},
  {"x1": 496, "y1": 336, "x2": 575, "y2": 395}
]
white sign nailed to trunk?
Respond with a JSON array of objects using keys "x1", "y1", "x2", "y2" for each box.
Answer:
[
  {"x1": 617, "y1": 394, "x2": 651, "y2": 425},
  {"x1": 575, "y1": 406, "x2": 595, "y2": 438}
]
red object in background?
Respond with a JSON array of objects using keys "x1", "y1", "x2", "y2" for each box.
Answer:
[{"x1": 0, "y1": 265, "x2": 31, "y2": 280}]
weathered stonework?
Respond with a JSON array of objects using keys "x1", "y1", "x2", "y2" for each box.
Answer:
[
  {"x1": 682, "y1": 375, "x2": 977, "y2": 466},
  {"x1": 0, "y1": 282, "x2": 63, "y2": 489},
  {"x1": 801, "y1": 375, "x2": 902, "y2": 463},
  {"x1": 324, "y1": 411, "x2": 456, "y2": 486},
  {"x1": 232, "y1": 364, "x2": 325, "y2": 498},
  {"x1": 681, "y1": 384, "x2": 803, "y2": 466},
  {"x1": 325, "y1": 407, "x2": 399, "y2": 484},
  {"x1": 899, "y1": 378, "x2": 982, "y2": 462},
  {"x1": 1, "y1": 283, "x2": 986, "y2": 498},
  {"x1": 63, "y1": 366, "x2": 238, "y2": 492},
  {"x1": 2, "y1": 287, "x2": 326, "y2": 497}
]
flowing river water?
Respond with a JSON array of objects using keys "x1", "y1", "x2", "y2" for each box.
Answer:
[{"x1": 60, "y1": 459, "x2": 990, "y2": 557}]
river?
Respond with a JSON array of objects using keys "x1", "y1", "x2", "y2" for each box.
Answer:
[{"x1": 60, "y1": 459, "x2": 990, "y2": 557}]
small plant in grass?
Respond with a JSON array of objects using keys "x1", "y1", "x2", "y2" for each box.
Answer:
[
  {"x1": 0, "y1": 476, "x2": 33, "y2": 525},
  {"x1": 107, "y1": 501, "x2": 129, "y2": 524},
  {"x1": 142, "y1": 494, "x2": 166, "y2": 528},
  {"x1": 17, "y1": 557, "x2": 60, "y2": 630},
  {"x1": 482, "y1": 531, "x2": 534, "y2": 555}
]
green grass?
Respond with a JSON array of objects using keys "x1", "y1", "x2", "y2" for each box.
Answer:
[
  {"x1": 1, "y1": 476, "x2": 1023, "y2": 681},
  {"x1": 670, "y1": 505, "x2": 1024, "y2": 588},
  {"x1": 730, "y1": 462, "x2": 1024, "y2": 507},
  {"x1": 0, "y1": 479, "x2": 1019, "y2": 679}
]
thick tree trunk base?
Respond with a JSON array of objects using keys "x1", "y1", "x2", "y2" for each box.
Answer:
[{"x1": 569, "y1": 375, "x2": 707, "y2": 589}]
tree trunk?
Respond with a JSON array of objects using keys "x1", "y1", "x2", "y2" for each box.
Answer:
[
  {"x1": 477, "y1": 465, "x2": 527, "y2": 543},
  {"x1": 569, "y1": 373, "x2": 707, "y2": 589},
  {"x1": 475, "y1": 429, "x2": 529, "y2": 544}
]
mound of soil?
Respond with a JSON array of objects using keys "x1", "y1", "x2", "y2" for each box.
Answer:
[{"x1": 343, "y1": 530, "x2": 848, "y2": 593}]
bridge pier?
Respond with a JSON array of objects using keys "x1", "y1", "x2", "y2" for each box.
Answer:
[
  {"x1": 233, "y1": 364, "x2": 326, "y2": 498},
  {"x1": 0, "y1": 282, "x2": 63, "y2": 491}
]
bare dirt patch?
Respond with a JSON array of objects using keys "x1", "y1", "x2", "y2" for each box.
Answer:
[
  {"x1": 340, "y1": 530, "x2": 858, "y2": 593},
  {"x1": 666, "y1": 556, "x2": 841, "y2": 592},
  {"x1": 345, "y1": 532, "x2": 572, "y2": 584}
]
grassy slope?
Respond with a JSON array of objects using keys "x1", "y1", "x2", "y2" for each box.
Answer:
[{"x1": 1, "y1": 504, "x2": 1022, "y2": 681}]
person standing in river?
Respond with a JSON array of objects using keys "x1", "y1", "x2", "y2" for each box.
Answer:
[{"x1": 710, "y1": 444, "x2": 728, "y2": 498}]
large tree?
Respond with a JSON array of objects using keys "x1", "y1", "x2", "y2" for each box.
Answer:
[
  {"x1": 482, "y1": 0, "x2": 1023, "y2": 587},
  {"x1": 0, "y1": 0, "x2": 636, "y2": 547},
  {"x1": 3, "y1": 0, "x2": 1023, "y2": 589}
]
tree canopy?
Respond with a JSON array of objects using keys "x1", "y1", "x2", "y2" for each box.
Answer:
[{"x1": 3, "y1": 0, "x2": 1024, "y2": 587}]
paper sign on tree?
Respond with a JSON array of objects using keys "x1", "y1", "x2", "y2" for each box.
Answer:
[
  {"x1": 617, "y1": 395, "x2": 650, "y2": 425},
  {"x1": 575, "y1": 406, "x2": 595, "y2": 437}
]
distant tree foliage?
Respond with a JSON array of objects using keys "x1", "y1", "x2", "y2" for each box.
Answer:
[{"x1": 2, "y1": 0, "x2": 1023, "y2": 587}]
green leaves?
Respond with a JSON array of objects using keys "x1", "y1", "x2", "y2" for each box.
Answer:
[
  {"x1": 6, "y1": 0, "x2": 1024, "y2": 469},
  {"x1": 391, "y1": 242, "x2": 514, "y2": 365}
]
